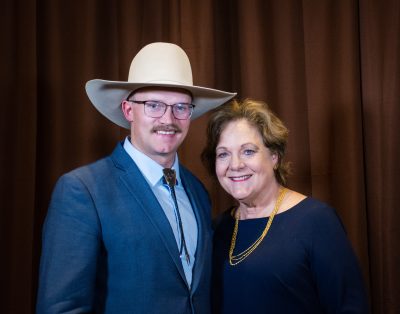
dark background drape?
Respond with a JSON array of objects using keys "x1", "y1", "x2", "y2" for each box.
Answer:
[{"x1": 1, "y1": 0, "x2": 399, "y2": 313}]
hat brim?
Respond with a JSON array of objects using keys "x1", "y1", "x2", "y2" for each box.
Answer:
[{"x1": 86, "y1": 79, "x2": 236, "y2": 129}]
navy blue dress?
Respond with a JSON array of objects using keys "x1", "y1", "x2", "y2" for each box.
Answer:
[{"x1": 212, "y1": 197, "x2": 369, "y2": 314}]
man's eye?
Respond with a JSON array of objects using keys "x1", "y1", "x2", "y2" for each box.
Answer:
[
  {"x1": 147, "y1": 102, "x2": 163, "y2": 110},
  {"x1": 174, "y1": 104, "x2": 189, "y2": 112}
]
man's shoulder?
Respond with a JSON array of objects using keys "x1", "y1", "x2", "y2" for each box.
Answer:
[
  {"x1": 61, "y1": 142, "x2": 129, "y2": 182},
  {"x1": 73, "y1": 155, "x2": 112, "y2": 174},
  {"x1": 57, "y1": 155, "x2": 111, "y2": 188}
]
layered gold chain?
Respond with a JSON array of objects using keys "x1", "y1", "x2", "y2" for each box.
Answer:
[{"x1": 229, "y1": 187, "x2": 287, "y2": 266}]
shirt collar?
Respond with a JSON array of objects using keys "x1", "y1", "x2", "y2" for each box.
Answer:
[{"x1": 123, "y1": 137, "x2": 181, "y2": 187}]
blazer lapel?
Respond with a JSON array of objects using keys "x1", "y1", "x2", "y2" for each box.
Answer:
[
  {"x1": 111, "y1": 144, "x2": 188, "y2": 285},
  {"x1": 180, "y1": 168, "x2": 210, "y2": 293}
]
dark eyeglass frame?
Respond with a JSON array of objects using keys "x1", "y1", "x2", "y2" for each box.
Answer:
[{"x1": 128, "y1": 100, "x2": 195, "y2": 120}]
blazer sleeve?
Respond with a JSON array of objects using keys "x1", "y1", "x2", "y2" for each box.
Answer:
[{"x1": 36, "y1": 172, "x2": 101, "y2": 314}]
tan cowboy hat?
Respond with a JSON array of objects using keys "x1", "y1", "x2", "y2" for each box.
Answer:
[{"x1": 85, "y1": 42, "x2": 236, "y2": 129}]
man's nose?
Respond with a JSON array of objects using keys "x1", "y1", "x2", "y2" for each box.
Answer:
[{"x1": 159, "y1": 105, "x2": 175, "y2": 124}]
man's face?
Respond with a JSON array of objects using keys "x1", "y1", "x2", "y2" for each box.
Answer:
[{"x1": 122, "y1": 87, "x2": 192, "y2": 167}]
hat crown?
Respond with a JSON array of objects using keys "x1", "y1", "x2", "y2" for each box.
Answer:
[
  {"x1": 128, "y1": 42, "x2": 193, "y2": 86},
  {"x1": 85, "y1": 42, "x2": 236, "y2": 129}
]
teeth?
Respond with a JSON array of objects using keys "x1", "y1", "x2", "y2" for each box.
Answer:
[
  {"x1": 231, "y1": 175, "x2": 251, "y2": 181},
  {"x1": 157, "y1": 130, "x2": 175, "y2": 135}
]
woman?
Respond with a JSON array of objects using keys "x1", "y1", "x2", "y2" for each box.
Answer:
[{"x1": 202, "y1": 99, "x2": 369, "y2": 314}]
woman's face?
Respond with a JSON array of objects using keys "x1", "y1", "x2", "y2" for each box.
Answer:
[{"x1": 215, "y1": 119, "x2": 278, "y2": 205}]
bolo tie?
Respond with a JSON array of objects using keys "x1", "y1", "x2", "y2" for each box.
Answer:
[{"x1": 162, "y1": 168, "x2": 191, "y2": 265}]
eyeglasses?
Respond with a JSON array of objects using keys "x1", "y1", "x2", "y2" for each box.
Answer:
[{"x1": 128, "y1": 100, "x2": 195, "y2": 120}]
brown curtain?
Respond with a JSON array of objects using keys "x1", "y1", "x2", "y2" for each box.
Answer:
[{"x1": 1, "y1": 0, "x2": 399, "y2": 313}]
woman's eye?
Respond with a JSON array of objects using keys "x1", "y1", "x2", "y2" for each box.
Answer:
[
  {"x1": 243, "y1": 149, "x2": 255, "y2": 156},
  {"x1": 217, "y1": 152, "x2": 228, "y2": 159}
]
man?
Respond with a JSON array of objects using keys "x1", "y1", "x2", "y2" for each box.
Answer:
[{"x1": 36, "y1": 42, "x2": 235, "y2": 313}]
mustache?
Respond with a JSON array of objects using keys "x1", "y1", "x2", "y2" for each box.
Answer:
[{"x1": 152, "y1": 124, "x2": 182, "y2": 133}]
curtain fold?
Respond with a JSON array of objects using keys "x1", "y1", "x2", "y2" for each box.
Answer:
[
  {"x1": 0, "y1": 0, "x2": 37, "y2": 312},
  {"x1": 1, "y1": 0, "x2": 399, "y2": 313},
  {"x1": 360, "y1": 0, "x2": 400, "y2": 312}
]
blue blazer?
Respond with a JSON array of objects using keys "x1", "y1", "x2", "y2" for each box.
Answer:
[{"x1": 37, "y1": 142, "x2": 213, "y2": 313}]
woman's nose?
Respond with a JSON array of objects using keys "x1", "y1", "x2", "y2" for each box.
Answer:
[{"x1": 229, "y1": 155, "x2": 244, "y2": 170}]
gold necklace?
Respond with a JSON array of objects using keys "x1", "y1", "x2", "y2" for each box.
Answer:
[{"x1": 229, "y1": 187, "x2": 287, "y2": 266}]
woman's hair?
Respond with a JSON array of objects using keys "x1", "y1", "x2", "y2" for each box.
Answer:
[{"x1": 201, "y1": 98, "x2": 291, "y2": 186}]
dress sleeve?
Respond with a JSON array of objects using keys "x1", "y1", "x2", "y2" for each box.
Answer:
[
  {"x1": 36, "y1": 172, "x2": 101, "y2": 314},
  {"x1": 310, "y1": 205, "x2": 369, "y2": 313}
]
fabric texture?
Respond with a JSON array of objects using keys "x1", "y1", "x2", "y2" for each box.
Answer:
[
  {"x1": 36, "y1": 142, "x2": 213, "y2": 314},
  {"x1": 212, "y1": 197, "x2": 369, "y2": 314}
]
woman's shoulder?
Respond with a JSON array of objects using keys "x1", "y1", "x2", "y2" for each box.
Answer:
[
  {"x1": 282, "y1": 189, "x2": 333, "y2": 213},
  {"x1": 285, "y1": 193, "x2": 345, "y2": 232},
  {"x1": 299, "y1": 196, "x2": 336, "y2": 217}
]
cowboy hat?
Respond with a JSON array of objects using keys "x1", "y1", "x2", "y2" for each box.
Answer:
[{"x1": 85, "y1": 42, "x2": 236, "y2": 129}]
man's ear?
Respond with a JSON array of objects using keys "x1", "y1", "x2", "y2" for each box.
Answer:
[{"x1": 121, "y1": 101, "x2": 134, "y2": 122}]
